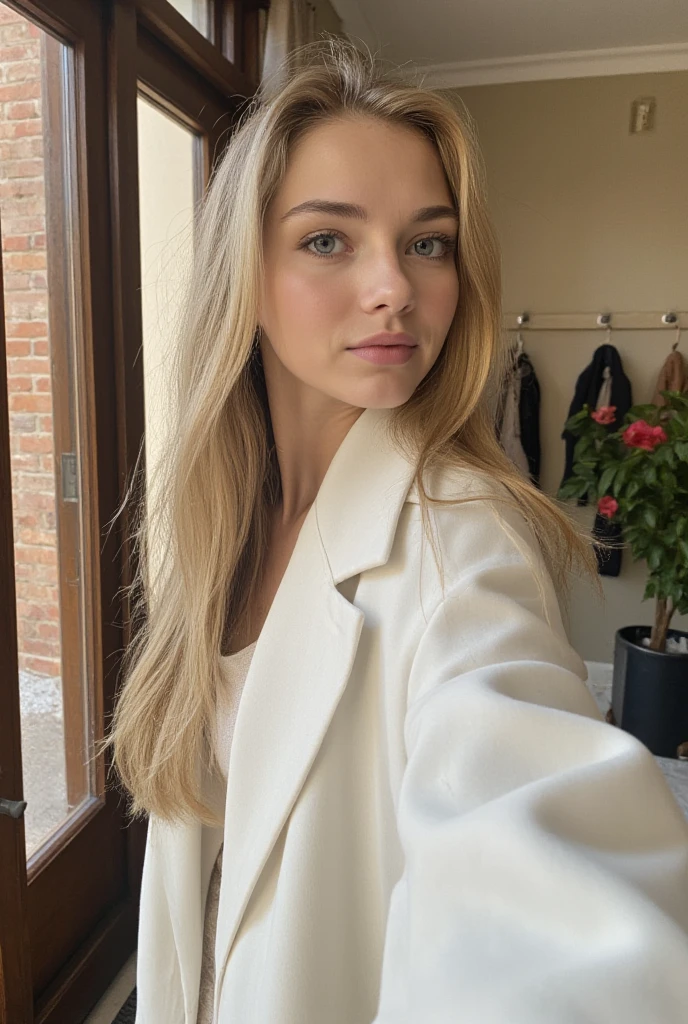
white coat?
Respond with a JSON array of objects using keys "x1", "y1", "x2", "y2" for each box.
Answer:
[{"x1": 135, "y1": 405, "x2": 688, "y2": 1024}]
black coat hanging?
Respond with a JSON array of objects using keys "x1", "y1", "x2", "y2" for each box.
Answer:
[{"x1": 517, "y1": 351, "x2": 541, "y2": 488}]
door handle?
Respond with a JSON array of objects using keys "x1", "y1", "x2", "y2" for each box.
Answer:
[{"x1": 0, "y1": 797, "x2": 27, "y2": 819}]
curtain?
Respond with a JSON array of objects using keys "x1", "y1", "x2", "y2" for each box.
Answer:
[{"x1": 261, "y1": 0, "x2": 319, "y2": 91}]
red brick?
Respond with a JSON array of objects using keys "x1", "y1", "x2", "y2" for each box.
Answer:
[
  {"x1": 37, "y1": 621, "x2": 59, "y2": 642},
  {"x1": 0, "y1": 197, "x2": 46, "y2": 219},
  {"x1": 7, "y1": 375, "x2": 32, "y2": 393},
  {"x1": 4, "y1": 252, "x2": 47, "y2": 275},
  {"x1": 2, "y1": 234, "x2": 30, "y2": 250},
  {"x1": 14, "y1": 560, "x2": 58, "y2": 586},
  {"x1": 23, "y1": 655, "x2": 60, "y2": 675},
  {"x1": 21, "y1": 637, "x2": 58, "y2": 658},
  {"x1": 7, "y1": 320, "x2": 47, "y2": 338},
  {"x1": 9, "y1": 392, "x2": 51, "y2": 413},
  {"x1": 34, "y1": 376, "x2": 51, "y2": 393},
  {"x1": 37, "y1": 414, "x2": 52, "y2": 432},
  {"x1": 13, "y1": 490, "x2": 55, "y2": 512},
  {"x1": 11, "y1": 452, "x2": 40, "y2": 472},
  {"x1": 5, "y1": 299, "x2": 48, "y2": 320},
  {"x1": 33, "y1": 340, "x2": 49, "y2": 356},
  {"x1": 16, "y1": 599, "x2": 46, "y2": 620},
  {"x1": 17, "y1": 137, "x2": 44, "y2": 160},
  {"x1": 0, "y1": 23, "x2": 33, "y2": 44},
  {"x1": 14, "y1": 472, "x2": 54, "y2": 493},
  {"x1": 0, "y1": 80, "x2": 41, "y2": 102},
  {"x1": 6, "y1": 99, "x2": 39, "y2": 119},
  {"x1": 3, "y1": 272, "x2": 31, "y2": 290},
  {"x1": 5, "y1": 58, "x2": 41, "y2": 82},
  {"x1": 14, "y1": 544, "x2": 56, "y2": 565},
  {"x1": 8, "y1": 356, "x2": 48, "y2": 374},
  {"x1": 0, "y1": 177, "x2": 45, "y2": 199},
  {"x1": 2, "y1": 155, "x2": 44, "y2": 177},
  {"x1": 5, "y1": 339, "x2": 31, "y2": 356},
  {"x1": 6, "y1": 215, "x2": 44, "y2": 233},
  {"x1": 0, "y1": 43, "x2": 39, "y2": 62},
  {"x1": 9, "y1": 412, "x2": 36, "y2": 432},
  {"x1": 16, "y1": 526, "x2": 56, "y2": 546},
  {"x1": 4, "y1": 118, "x2": 42, "y2": 138},
  {"x1": 15, "y1": 581, "x2": 58, "y2": 601},
  {"x1": 19, "y1": 433, "x2": 52, "y2": 454},
  {"x1": 15, "y1": 511, "x2": 38, "y2": 528}
]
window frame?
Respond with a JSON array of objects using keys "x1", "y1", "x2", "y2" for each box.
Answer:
[{"x1": 0, "y1": 1, "x2": 261, "y2": 1019}]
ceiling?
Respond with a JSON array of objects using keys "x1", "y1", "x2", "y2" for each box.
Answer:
[{"x1": 330, "y1": 0, "x2": 688, "y2": 85}]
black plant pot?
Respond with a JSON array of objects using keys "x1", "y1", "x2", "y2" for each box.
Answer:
[{"x1": 611, "y1": 626, "x2": 688, "y2": 759}]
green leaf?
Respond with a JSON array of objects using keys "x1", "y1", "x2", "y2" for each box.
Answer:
[
  {"x1": 643, "y1": 464, "x2": 658, "y2": 487},
  {"x1": 647, "y1": 546, "x2": 664, "y2": 571},
  {"x1": 643, "y1": 507, "x2": 657, "y2": 529},
  {"x1": 598, "y1": 465, "x2": 617, "y2": 495},
  {"x1": 679, "y1": 539, "x2": 688, "y2": 565},
  {"x1": 557, "y1": 478, "x2": 589, "y2": 500},
  {"x1": 626, "y1": 404, "x2": 662, "y2": 423}
]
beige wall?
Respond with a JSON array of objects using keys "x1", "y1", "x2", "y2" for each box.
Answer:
[{"x1": 443, "y1": 71, "x2": 688, "y2": 662}]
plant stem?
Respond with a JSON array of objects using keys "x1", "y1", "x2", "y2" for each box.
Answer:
[{"x1": 651, "y1": 597, "x2": 675, "y2": 651}]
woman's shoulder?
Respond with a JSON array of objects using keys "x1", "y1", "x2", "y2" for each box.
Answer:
[
  {"x1": 404, "y1": 462, "x2": 548, "y2": 584},
  {"x1": 405, "y1": 462, "x2": 510, "y2": 506}
]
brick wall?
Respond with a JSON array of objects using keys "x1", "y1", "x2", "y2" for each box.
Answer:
[{"x1": 1, "y1": 5, "x2": 61, "y2": 677}]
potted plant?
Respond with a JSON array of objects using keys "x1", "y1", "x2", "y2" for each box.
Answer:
[{"x1": 557, "y1": 389, "x2": 688, "y2": 759}]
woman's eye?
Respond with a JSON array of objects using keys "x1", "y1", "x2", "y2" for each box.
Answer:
[
  {"x1": 301, "y1": 230, "x2": 456, "y2": 260},
  {"x1": 300, "y1": 231, "x2": 456, "y2": 260},
  {"x1": 412, "y1": 236, "x2": 456, "y2": 259},
  {"x1": 304, "y1": 233, "x2": 346, "y2": 257}
]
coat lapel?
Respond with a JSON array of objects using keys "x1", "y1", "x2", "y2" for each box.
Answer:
[{"x1": 161, "y1": 406, "x2": 420, "y2": 1021}]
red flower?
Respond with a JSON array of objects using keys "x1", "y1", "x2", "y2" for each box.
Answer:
[
  {"x1": 598, "y1": 496, "x2": 619, "y2": 518},
  {"x1": 591, "y1": 405, "x2": 617, "y2": 425},
  {"x1": 622, "y1": 420, "x2": 668, "y2": 451}
]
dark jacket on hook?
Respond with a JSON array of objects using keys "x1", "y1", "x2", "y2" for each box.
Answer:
[
  {"x1": 560, "y1": 344, "x2": 633, "y2": 577},
  {"x1": 518, "y1": 352, "x2": 541, "y2": 487},
  {"x1": 495, "y1": 348, "x2": 541, "y2": 487}
]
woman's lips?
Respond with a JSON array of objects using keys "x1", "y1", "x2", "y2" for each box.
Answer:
[{"x1": 347, "y1": 344, "x2": 417, "y2": 365}]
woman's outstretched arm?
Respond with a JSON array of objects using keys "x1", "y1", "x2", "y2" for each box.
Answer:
[{"x1": 374, "y1": 501, "x2": 688, "y2": 1024}]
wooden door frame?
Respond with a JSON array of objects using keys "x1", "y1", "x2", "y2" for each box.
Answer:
[{"x1": 0, "y1": 0, "x2": 262, "y2": 1019}]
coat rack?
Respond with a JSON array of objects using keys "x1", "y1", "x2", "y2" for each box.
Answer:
[{"x1": 503, "y1": 311, "x2": 686, "y2": 332}]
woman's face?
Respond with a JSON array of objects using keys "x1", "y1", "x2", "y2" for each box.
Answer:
[{"x1": 259, "y1": 116, "x2": 460, "y2": 412}]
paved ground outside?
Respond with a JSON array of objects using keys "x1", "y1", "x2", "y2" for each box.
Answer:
[{"x1": 19, "y1": 668, "x2": 67, "y2": 858}]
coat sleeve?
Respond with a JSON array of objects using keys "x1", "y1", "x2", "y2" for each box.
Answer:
[{"x1": 372, "y1": 498, "x2": 688, "y2": 1024}]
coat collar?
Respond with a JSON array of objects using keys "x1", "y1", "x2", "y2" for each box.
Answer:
[{"x1": 159, "y1": 405, "x2": 421, "y2": 1022}]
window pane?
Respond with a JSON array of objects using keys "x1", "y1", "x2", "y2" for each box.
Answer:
[
  {"x1": 166, "y1": 0, "x2": 211, "y2": 39},
  {"x1": 1, "y1": 4, "x2": 93, "y2": 859},
  {"x1": 137, "y1": 96, "x2": 196, "y2": 549}
]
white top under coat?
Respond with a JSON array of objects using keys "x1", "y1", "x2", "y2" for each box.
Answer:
[{"x1": 212, "y1": 639, "x2": 258, "y2": 782}]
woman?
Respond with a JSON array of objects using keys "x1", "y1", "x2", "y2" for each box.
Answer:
[{"x1": 107, "y1": 38, "x2": 688, "y2": 1024}]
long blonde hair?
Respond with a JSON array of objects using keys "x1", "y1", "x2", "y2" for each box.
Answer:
[{"x1": 103, "y1": 36, "x2": 600, "y2": 827}]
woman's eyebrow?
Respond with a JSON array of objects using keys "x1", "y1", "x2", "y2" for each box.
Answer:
[{"x1": 280, "y1": 200, "x2": 459, "y2": 224}]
